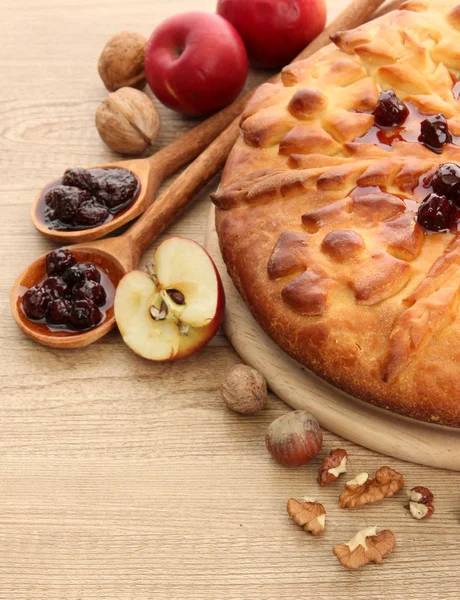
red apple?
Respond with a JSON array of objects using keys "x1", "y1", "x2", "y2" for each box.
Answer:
[
  {"x1": 114, "y1": 237, "x2": 225, "y2": 361},
  {"x1": 216, "y1": 0, "x2": 327, "y2": 69},
  {"x1": 144, "y1": 11, "x2": 248, "y2": 117}
]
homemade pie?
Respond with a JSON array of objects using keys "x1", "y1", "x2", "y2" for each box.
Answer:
[{"x1": 213, "y1": 0, "x2": 460, "y2": 427}]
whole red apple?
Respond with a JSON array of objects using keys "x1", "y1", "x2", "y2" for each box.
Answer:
[
  {"x1": 217, "y1": 0, "x2": 327, "y2": 69},
  {"x1": 144, "y1": 11, "x2": 248, "y2": 117}
]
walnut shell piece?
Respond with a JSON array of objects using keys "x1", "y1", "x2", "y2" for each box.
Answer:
[
  {"x1": 317, "y1": 448, "x2": 348, "y2": 486},
  {"x1": 220, "y1": 364, "x2": 267, "y2": 414},
  {"x1": 287, "y1": 498, "x2": 326, "y2": 536},
  {"x1": 407, "y1": 486, "x2": 434, "y2": 520},
  {"x1": 95, "y1": 87, "x2": 160, "y2": 155},
  {"x1": 265, "y1": 410, "x2": 323, "y2": 467},
  {"x1": 333, "y1": 527, "x2": 396, "y2": 570},
  {"x1": 98, "y1": 31, "x2": 147, "y2": 92},
  {"x1": 339, "y1": 466, "x2": 404, "y2": 508}
]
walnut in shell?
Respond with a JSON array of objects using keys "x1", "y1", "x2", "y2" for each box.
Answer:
[
  {"x1": 95, "y1": 87, "x2": 160, "y2": 155},
  {"x1": 221, "y1": 364, "x2": 267, "y2": 414},
  {"x1": 98, "y1": 31, "x2": 147, "y2": 92},
  {"x1": 287, "y1": 498, "x2": 326, "y2": 536},
  {"x1": 333, "y1": 526, "x2": 396, "y2": 569},
  {"x1": 339, "y1": 466, "x2": 404, "y2": 508},
  {"x1": 317, "y1": 448, "x2": 348, "y2": 486}
]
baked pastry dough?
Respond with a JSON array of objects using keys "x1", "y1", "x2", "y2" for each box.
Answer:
[{"x1": 214, "y1": 0, "x2": 460, "y2": 427}]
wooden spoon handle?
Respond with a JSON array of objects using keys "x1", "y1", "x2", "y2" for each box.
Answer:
[
  {"x1": 147, "y1": 0, "x2": 389, "y2": 182},
  {"x1": 126, "y1": 117, "x2": 240, "y2": 260},
  {"x1": 290, "y1": 0, "x2": 386, "y2": 60},
  {"x1": 147, "y1": 103, "x2": 243, "y2": 181},
  {"x1": 373, "y1": 0, "x2": 402, "y2": 20}
]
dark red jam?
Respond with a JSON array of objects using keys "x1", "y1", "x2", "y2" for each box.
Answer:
[
  {"x1": 21, "y1": 248, "x2": 114, "y2": 332},
  {"x1": 355, "y1": 90, "x2": 457, "y2": 153},
  {"x1": 39, "y1": 167, "x2": 140, "y2": 231},
  {"x1": 414, "y1": 163, "x2": 460, "y2": 232},
  {"x1": 416, "y1": 193, "x2": 457, "y2": 232},
  {"x1": 373, "y1": 89, "x2": 409, "y2": 128},
  {"x1": 430, "y1": 163, "x2": 460, "y2": 205},
  {"x1": 418, "y1": 114, "x2": 452, "y2": 154}
]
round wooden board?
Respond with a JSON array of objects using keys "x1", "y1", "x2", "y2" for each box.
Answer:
[{"x1": 205, "y1": 205, "x2": 460, "y2": 471}]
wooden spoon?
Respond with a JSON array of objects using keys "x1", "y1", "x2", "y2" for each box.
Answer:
[
  {"x1": 12, "y1": 115, "x2": 240, "y2": 348},
  {"x1": 30, "y1": 102, "x2": 244, "y2": 245},
  {"x1": 31, "y1": 0, "x2": 391, "y2": 245},
  {"x1": 13, "y1": 0, "x2": 396, "y2": 348}
]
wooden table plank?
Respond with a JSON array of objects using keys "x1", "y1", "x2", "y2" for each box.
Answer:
[{"x1": 1, "y1": 0, "x2": 459, "y2": 597}]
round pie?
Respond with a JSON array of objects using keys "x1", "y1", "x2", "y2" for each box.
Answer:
[{"x1": 213, "y1": 0, "x2": 460, "y2": 427}]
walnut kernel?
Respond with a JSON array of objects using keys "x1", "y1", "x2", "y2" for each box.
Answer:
[
  {"x1": 98, "y1": 31, "x2": 147, "y2": 92},
  {"x1": 333, "y1": 526, "x2": 396, "y2": 569},
  {"x1": 95, "y1": 87, "x2": 160, "y2": 155},
  {"x1": 317, "y1": 448, "x2": 348, "y2": 486},
  {"x1": 407, "y1": 486, "x2": 434, "y2": 520},
  {"x1": 221, "y1": 364, "x2": 267, "y2": 414},
  {"x1": 287, "y1": 498, "x2": 326, "y2": 536},
  {"x1": 339, "y1": 466, "x2": 404, "y2": 508}
]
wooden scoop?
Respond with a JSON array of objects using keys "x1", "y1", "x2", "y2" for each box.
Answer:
[{"x1": 12, "y1": 0, "x2": 398, "y2": 348}]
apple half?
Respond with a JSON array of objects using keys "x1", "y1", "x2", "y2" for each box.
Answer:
[{"x1": 114, "y1": 237, "x2": 225, "y2": 361}]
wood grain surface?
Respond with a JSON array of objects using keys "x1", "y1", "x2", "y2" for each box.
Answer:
[{"x1": 1, "y1": 1, "x2": 459, "y2": 598}]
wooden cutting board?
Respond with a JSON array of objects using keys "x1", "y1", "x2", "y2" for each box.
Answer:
[{"x1": 205, "y1": 205, "x2": 460, "y2": 471}]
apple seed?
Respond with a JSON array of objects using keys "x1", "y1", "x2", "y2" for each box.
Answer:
[
  {"x1": 150, "y1": 301, "x2": 168, "y2": 321},
  {"x1": 167, "y1": 289, "x2": 185, "y2": 305}
]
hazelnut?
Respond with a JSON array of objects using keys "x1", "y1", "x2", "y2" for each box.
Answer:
[
  {"x1": 265, "y1": 410, "x2": 322, "y2": 467},
  {"x1": 95, "y1": 87, "x2": 160, "y2": 155},
  {"x1": 221, "y1": 364, "x2": 267, "y2": 414},
  {"x1": 98, "y1": 31, "x2": 147, "y2": 92}
]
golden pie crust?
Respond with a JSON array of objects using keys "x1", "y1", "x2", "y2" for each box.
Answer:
[{"x1": 214, "y1": 0, "x2": 460, "y2": 427}]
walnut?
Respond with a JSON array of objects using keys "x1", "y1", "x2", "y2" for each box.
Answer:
[
  {"x1": 95, "y1": 87, "x2": 160, "y2": 155},
  {"x1": 407, "y1": 486, "x2": 434, "y2": 520},
  {"x1": 98, "y1": 31, "x2": 147, "y2": 92},
  {"x1": 317, "y1": 448, "x2": 348, "y2": 486},
  {"x1": 339, "y1": 466, "x2": 404, "y2": 508},
  {"x1": 333, "y1": 526, "x2": 396, "y2": 569},
  {"x1": 287, "y1": 498, "x2": 326, "y2": 536},
  {"x1": 220, "y1": 365, "x2": 267, "y2": 414}
]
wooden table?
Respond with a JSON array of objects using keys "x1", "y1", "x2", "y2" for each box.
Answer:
[{"x1": 1, "y1": 1, "x2": 459, "y2": 597}]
